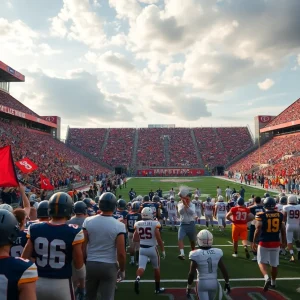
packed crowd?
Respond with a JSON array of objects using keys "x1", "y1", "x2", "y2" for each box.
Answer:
[
  {"x1": 265, "y1": 98, "x2": 300, "y2": 127},
  {"x1": 0, "y1": 90, "x2": 39, "y2": 117},
  {"x1": 0, "y1": 120, "x2": 110, "y2": 190},
  {"x1": 193, "y1": 127, "x2": 228, "y2": 166},
  {"x1": 229, "y1": 133, "x2": 300, "y2": 174},
  {"x1": 102, "y1": 128, "x2": 135, "y2": 167},
  {"x1": 216, "y1": 127, "x2": 253, "y2": 161},
  {"x1": 67, "y1": 128, "x2": 107, "y2": 157}
]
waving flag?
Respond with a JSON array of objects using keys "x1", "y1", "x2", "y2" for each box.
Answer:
[
  {"x1": 40, "y1": 174, "x2": 54, "y2": 190},
  {"x1": 15, "y1": 157, "x2": 38, "y2": 174},
  {"x1": 0, "y1": 146, "x2": 19, "y2": 187}
]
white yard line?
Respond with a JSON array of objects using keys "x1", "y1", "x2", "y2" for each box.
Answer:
[
  {"x1": 227, "y1": 241, "x2": 233, "y2": 245},
  {"x1": 164, "y1": 245, "x2": 236, "y2": 248},
  {"x1": 121, "y1": 278, "x2": 300, "y2": 283}
]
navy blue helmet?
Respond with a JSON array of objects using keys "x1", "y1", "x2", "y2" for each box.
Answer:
[
  {"x1": 131, "y1": 201, "x2": 140, "y2": 212},
  {"x1": 117, "y1": 199, "x2": 127, "y2": 210},
  {"x1": 264, "y1": 197, "x2": 276, "y2": 209},
  {"x1": 280, "y1": 196, "x2": 287, "y2": 205},
  {"x1": 206, "y1": 197, "x2": 211, "y2": 202},
  {"x1": 48, "y1": 192, "x2": 73, "y2": 218},
  {"x1": 99, "y1": 192, "x2": 117, "y2": 212},
  {"x1": 264, "y1": 193, "x2": 270, "y2": 198},
  {"x1": 143, "y1": 195, "x2": 150, "y2": 202},
  {"x1": 74, "y1": 201, "x2": 87, "y2": 215},
  {"x1": 237, "y1": 197, "x2": 244, "y2": 206},
  {"x1": 95, "y1": 196, "x2": 100, "y2": 204},
  {"x1": 0, "y1": 209, "x2": 20, "y2": 246},
  {"x1": 37, "y1": 200, "x2": 49, "y2": 219},
  {"x1": 152, "y1": 195, "x2": 160, "y2": 203},
  {"x1": 83, "y1": 198, "x2": 94, "y2": 208}
]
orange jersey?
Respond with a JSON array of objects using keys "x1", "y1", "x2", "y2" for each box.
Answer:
[{"x1": 230, "y1": 206, "x2": 250, "y2": 225}]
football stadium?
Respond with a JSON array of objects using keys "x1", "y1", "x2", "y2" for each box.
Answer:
[
  {"x1": 1, "y1": 1, "x2": 300, "y2": 300},
  {"x1": 0, "y1": 61, "x2": 300, "y2": 299}
]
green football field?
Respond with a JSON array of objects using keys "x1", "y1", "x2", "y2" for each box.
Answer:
[{"x1": 113, "y1": 177, "x2": 299, "y2": 300}]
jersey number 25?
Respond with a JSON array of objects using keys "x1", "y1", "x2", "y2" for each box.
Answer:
[{"x1": 138, "y1": 227, "x2": 152, "y2": 239}]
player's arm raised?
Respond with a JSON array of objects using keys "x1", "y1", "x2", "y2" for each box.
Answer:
[
  {"x1": 155, "y1": 227, "x2": 165, "y2": 259},
  {"x1": 218, "y1": 258, "x2": 230, "y2": 293},
  {"x1": 19, "y1": 183, "x2": 30, "y2": 217}
]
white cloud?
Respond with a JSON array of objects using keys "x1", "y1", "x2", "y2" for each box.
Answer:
[
  {"x1": 258, "y1": 78, "x2": 275, "y2": 91},
  {"x1": 50, "y1": 0, "x2": 106, "y2": 48},
  {"x1": 297, "y1": 54, "x2": 300, "y2": 65}
]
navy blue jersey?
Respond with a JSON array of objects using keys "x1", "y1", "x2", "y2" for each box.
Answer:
[
  {"x1": 250, "y1": 205, "x2": 265, "y2": 217},
  {"x1": 141, "y1": 202, "x2": 161, "y2": 218},
  {"x1": 126, "y1": 212, "x2": 142, "y2": 233},
  {"x1": 10, "y1": 230, "x2": 28, "y2": 257},
  {"x1": 114, "y1": 210, "x2": 128, "y2": 220},
  {"x1": 28, "y1": 222, "x2": 84, "y2": 279},
  {"x1": 255, "y1": 210, "x2": 283, "y2": 246},
  {"x1": 0, "y1": 256, "x2": 38, "y2": 300}
]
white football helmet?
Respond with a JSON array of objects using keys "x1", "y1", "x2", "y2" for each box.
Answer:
[
  {"x1": 141, "y1": 207, "x2": 153, "y2": 220},
  {"x1": 136, "y1": 195, "x2": 143, "y2": 202},
  {"x1": 0, "y1": 204, "x2": 13, "y2": 212},
  {"x1": 218, "y1": 195, "x2": 224, "y2": 202},
  {"x1": 197, "y1": 229, "x2": 213, "y2": 247},
  {"x1": 194, "y1": 194, "x2": 199, "y2": 199},
  {"x1": 288, "y1": 195, "x2": 298, "y2": 205},
  {"x1": 170, "y1": 196, "x2": 174, "y2": 200}
]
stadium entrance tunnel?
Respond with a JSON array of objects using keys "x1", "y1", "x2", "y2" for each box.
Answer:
[
  {"x1": 115, "y1": 166, "x2": 127, "y2": 175},
  {"x1": 213, "y1": 166, "x2": 224, "y2": 175}
]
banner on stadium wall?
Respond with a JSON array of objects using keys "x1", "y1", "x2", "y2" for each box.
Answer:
[
  {"x1": 0, "y1": 104, "x2": 57, "y2": 128},
  {"x1": 41, "y1": 116, "x2": 58, "y2": 124},
  {"x1": 137, "y1": 168, "x2": 205, "y2": 177},
  {"x1": 0, "y1": 61, "x2": 25, "y2": 81},
  {"x1": 234, "y1": 172, "x2": 241, "y2": 180}
]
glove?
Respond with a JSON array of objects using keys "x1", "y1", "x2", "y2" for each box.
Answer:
[
  {"x1": 117, "y1": 270, "x2": 125, "y2": 282},
  {"x1": 161, "y1": 251, "x2": 166, "y2": 259},
  {"x1": 224, "y1": 282, "x2": 231, "y2": 294}
]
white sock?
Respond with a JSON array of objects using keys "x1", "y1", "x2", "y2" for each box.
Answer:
[
  {"x1": 136, "y1": 276, "x2": 140, "y2": 281},
  {"x1": 271, "y1": 279, "x2": 276, "y2": 286},
  {"x1": 180, "y1": 249, "x2": 185, "y2": 255},
  {"x1": 264, "y1": 274, "x2": 269, "y2": 281},
  {"x1": 290, "y1": 250, "x2": 294, "y2": 255},
  {"x1": 131, "y1": 256, "x2": 134, "y2": 262}
]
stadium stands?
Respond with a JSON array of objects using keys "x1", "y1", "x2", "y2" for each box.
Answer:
[
  {"x1": 0, "y1": 120, "x2": 110, "y2": 189},
  {"x1": 102, "y1": 128, "x2": 135, "y2": 167},
  {"x1": 263, "y1": 98, "x2": 300, "y2": 128},
  {"x1": 0, "y1": 90, "x2": 40, "y2": 117},
  {"x1": 216, "y1": 127, "x2": 253, "y2": 161},
  {"x1": 228, "y1": 132, "x2": 300, "y2": 173},
  {"x1": 68, "y1": 128, "x2": 107, "y2": 157}
]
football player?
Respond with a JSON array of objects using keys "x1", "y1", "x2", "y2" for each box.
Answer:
[
  {"x1": 113, "y1": 199, "x2": 129, "y2": 225},
  {"x1": 140, "y1": 195, "x2": 161, "y2": 220},
  {"x1": 214, "y1": 196, "x2": 227, "y2": 232},
  {"x1": 276, "y1": 196, "x2": 287, "y2": 213},
  {"x1": 203, "y1": 197, "x2": 215, "y2": 230},
  {"x1": 127, "y1": 201, "x2": 142, "y2": 265},
  {"x1": 192, "y1": 195, "x2": 203, "y2": 225},
  {"x1": 226, "y1": 197, "x2": 254, "y2": 258},
  {"x1": 253, "y1": 197, "x2": 286, "y2": 291},
  {"x1": 0, "y1": 209, "x2": 38, "y2": 300},
  {"x1": 187, "y1": 229, "x2": 230, "y2": 299},
  {"x1": 282, "y1": 195, "x2": 300, "y2": 262},
  {"x1": 83, "y1": 198, "x2": 98, "y2": 216},
  {"x1": 66, "y1": 201, "x2": 88, "y2": 227},
  {"x1": 169, "y1": 188, "x2": 176, "y2": 198},
  {"x1": 160, "y1": 196, "x2": 168, "y2": 226},
  {"x1": 133, "y1": 207, "x2": 165, "y2": 295},
  {"x1": 167, "y1": 196, "x2": 178, "y2": 231},
  {"x1": 11, "y1": 209, "x2": 28, "y2": 257},
  {"x1": 26, "y1": 200, "x2": 50, "y2": 228},
  {"x1": 22, "y1": 192, "x2": 85, "y2": 300},
  {"x1": 248, "y1": 196, "x2": 265, "y2": 261}
]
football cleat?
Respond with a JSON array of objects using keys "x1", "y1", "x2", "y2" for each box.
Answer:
[
  {"x1": 232, "y1": 253, "x2": 238, "y2": 258},
  {"x1": 270, "y1": 284, "x2": 276, "y2": 289},
  {"x1": 290, "y1": 256, "x2": 295, "y2": 262},
  {"x1": 178, "y1": 254, "x2": 185, "y2": 260},
  {"x1": 252, "y1": 256, "x2": 257, "y2": 261},
  {"x1": 155, "y1": 288, "x2": 165, "y2": 294},
  {"x1": 134, "y1": 279, "x2": 140, "y2": 294},
  {"x1": 264, "y1": 278, "x2": 271, "y2": 291}
]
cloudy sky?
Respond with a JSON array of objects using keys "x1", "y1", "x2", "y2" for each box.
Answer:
[{"x1": 1, "y1": 0, "x2": 300, "y2": 139}]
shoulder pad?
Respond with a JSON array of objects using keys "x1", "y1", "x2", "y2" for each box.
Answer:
[{"x1": 256, "y1": 211, "x2": 264, "y2": 215}]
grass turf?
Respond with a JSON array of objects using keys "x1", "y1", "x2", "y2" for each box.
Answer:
[{"x1": 113, "y1": 177, "x2": 297, "y2": 299}]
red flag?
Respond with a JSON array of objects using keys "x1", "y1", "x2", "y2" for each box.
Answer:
[
  {"x1": 0, "y1": 146, "x2": 19, "y2": 187},
  {"x1": 15, "y1": 157, "x2": 38, "y2": 174},
  {"x1": 40, "y1": 174, "x2": 54, "y2": 190}
]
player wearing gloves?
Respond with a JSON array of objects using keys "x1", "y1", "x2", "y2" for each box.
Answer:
[
  {"x1": 133, "y1": 207, "x2": 165, "y2": 295},
  {"x1": 187, "y1": 229, "x2": 230, "y2": 300}
]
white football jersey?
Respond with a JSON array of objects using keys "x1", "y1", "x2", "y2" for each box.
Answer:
[
  {"x1": 189, "y1": 248, "x2": 223, "y2": 280},
  {"x1": 276, "y1": 204, "x2": 285, "y2": 213},
  {"x1": 203, "y1": 202, "x2": 214, "y2": 215},
  {"x1": 169, "y1": 190, "x2": 175, "y2": 197},
  {"x1": 283, "y1": 204, "x2": 300, "y2": 225},
  {"x1": 192, "y1": 199, "x2": 202, "y2": 212},
  {"x1": 134, "y1": 220, "x2": 161, "y2": 246},
  {"x1": 215, "y1": 202, "x2": 227, "y2": 216},
  {"x1": 167, "y1": 201, "x2": 177, "y2": 212}
]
